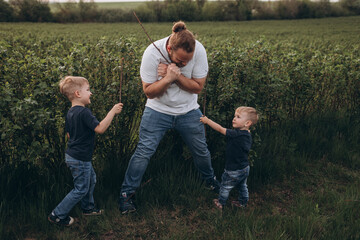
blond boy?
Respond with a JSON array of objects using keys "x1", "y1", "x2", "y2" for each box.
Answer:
[
  {"x1": 48, "y1": 76, "x2": 123, "y2": 226},
  {"x1": 200, "y1": 107, "x2": 259, "y2": 209}
]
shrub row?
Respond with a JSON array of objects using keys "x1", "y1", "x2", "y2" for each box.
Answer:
[
  {"x1": 1, "y1": 0, "x2": 360, "y2": 22},
  {"x1": 1, "y1": 32, "x2": 359, "y2": 171}
]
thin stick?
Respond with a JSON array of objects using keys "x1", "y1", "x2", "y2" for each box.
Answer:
[
  {"x1": 133, "y1": 11, "x2": 171, "y2": 64},
  {"x1": 203, "y1": 78, "x2": 207, "y2": 136},
  {"x1": 119, "y1": 57, "x2": 124, "y2": 103},
  {"x1": 124, "y1": 178, "x2": 152, "y2": 203},
  {"x1": 203, "y1": 78, "x2": 207, "y2": 116}
]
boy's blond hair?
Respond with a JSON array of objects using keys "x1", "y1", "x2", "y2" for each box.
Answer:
[
  {"x1": 236, "y1": 106, "x2": 259, "y2": 126},
  {"x1": 59, "y1": 76, "x2": 89, "y2": 101}
]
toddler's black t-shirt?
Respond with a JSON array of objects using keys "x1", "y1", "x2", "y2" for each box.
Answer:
[{"x1": 225, "y1": 129, "x2": 252, "y2": 171}]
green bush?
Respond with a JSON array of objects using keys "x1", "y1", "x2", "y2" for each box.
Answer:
[
  {"x1": 341, "y1": 0, "x2": 360, "y2": 14},
  {"x1": 53, "y1": 0, "x2": 98, "y2": 23},
  {"x1": 165, "y1": 1, "x2": 201, "y2": 21},
  {"x1": 10, "y1": 0, "x2": 53, "y2": 22},
  {"x1": 97, "y1": 8, "x2": 133, "y2": 22},
  {"x1": 133, "y1": 3, "x2": 157, "y2": 22},
  {"x1": 0, "y1": 0, "x2": 15, "y2": 22},
  {"x1": 202, "y1": 1, "x2": 225, "y2": 21},
  {"x1": 276, "y1": 0, "x2": 301, "y2": 19}
]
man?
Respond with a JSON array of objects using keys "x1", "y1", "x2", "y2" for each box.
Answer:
[{"x1": 119, "y1": 21, "x2": 220, "y2": 214}]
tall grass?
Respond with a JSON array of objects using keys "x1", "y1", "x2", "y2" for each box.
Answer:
[{"x1": 1, "y1": 111, "x2": 358, "y2": 239}]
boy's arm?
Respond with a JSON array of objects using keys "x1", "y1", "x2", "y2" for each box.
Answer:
[
  {"x1": 94, "y1": 103, "x2": 123, "y2": 134},
  {"x1": 200, "y1": 116, "x2": 226, "y2": 135}
]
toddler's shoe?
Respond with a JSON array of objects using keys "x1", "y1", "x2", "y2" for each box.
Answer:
[
  {"x1": 48, "y1": 212, "x2": 74, "y2": 226},
  {"x1": 213, "y1": 199, "x2": 223, "y2": 210},
  {"x1": 83, "y1": 207, "x2": 103, "y2": 216}
]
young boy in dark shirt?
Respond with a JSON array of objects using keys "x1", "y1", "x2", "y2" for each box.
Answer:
[
  {"x1": 48, "y1": 76, "x2": 123, "y2": 226},
  {"x1": 200, "y1": 106, "x2": 259, "y2": 209}
]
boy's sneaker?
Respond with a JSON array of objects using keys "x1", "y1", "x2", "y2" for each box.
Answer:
[
  {"x1": 231, "y1": 200, "x2": 246, "y2": 208},
  {"x1": 205, "y1": 177, "x2": 220, "y2": 194},
  {"x1": 119, "y1": 192, "x2": 136, "y2": 214},
  {"x1": 83, "y1": 207, "x2": 103, "y2": 216},
  {"x1": 48, "y1": 212, "x2": 74, "y2": 226},
  {"x1": 213, "y1": 199, "x2": 223, "y2": 210}
]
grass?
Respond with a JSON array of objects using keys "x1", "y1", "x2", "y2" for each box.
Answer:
[
  {"x1": 10, "y1": 159, "x2": 359, "y2": 239},
  {"x1": 2, "y1": 112, "x2": 360, "y2": 239}
]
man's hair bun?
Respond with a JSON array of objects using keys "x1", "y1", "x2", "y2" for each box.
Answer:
[{"x1": 172, "y1": 21, "x2": 186, "y2": 33}]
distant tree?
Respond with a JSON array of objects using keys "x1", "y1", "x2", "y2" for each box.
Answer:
[
  {"x1": 276, "y1": 0, "x2": 300, "y2": 19},
  {"x1": 312, "y1": 0, "x2": 332, "y2": 17},
  {"x1": 297, "y1": 0, "x2": 312, "y2": 18},
  {"x1": 235, "y1": 0, "x2": 252, "y2": 20},
  {"x1": 341, "y1": 0, "x2": 360, "y2": 14},
  {"x1": 145, "y1": 1, "x2": 167, "y2": 22},
  {"x1": 78, "y1": 0, "x2": 98, "y2": 22},
  {"x1": 53, "y1": 0, "x2": 98, "y2": 23},
  {"x1": 0, "y1": 0, "x2": 15, "y2": 21},
  {"x1": 196, "y1": 0, "x2": 206, "y2": 9},
  {"x1": 166, "y1": 0, "x2": 200, "y2": 21},
  {"x1": 10, "y1": 0, "x2": 52, "y2": 22}
]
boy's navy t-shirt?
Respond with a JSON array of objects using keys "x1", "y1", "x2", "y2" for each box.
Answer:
[
  {"x1": 225, "y1": 129, "x2": 252, "y2": 171},
  {"x1": 65, "y1": 106, "x2": 99, "y2": 162}
]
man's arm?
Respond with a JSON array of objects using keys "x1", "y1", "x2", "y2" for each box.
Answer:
[
  {"x1": 143, "y1": 63, "x2": 180, "y2": 99},
  {"x1": 157, "y1": 63, "x2": 205, "y2": 94},
  {"x1": 175, "y1": 75, "x2": 206, "y2": 94}
]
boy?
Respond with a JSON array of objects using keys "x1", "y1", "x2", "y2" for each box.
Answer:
[
  {"x1": 48, "y1": 76, "x2": 123, "y2": 226},
  {"x1": 200, "y1": 106, "x2": 259, "y2": 209}
]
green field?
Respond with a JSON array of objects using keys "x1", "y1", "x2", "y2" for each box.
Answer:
[{"x1": 1, "y1": 17, "x2": 360, "y2": 239}]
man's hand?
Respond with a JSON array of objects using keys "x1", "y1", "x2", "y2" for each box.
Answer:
[
  {"x1": 158, "y1": 63, "x2": 168, "y2": 78},
  {"x1": 165, "y1": 63, "x2": 181, "y2": 83}
]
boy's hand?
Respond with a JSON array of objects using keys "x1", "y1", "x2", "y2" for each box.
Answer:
[
  {"x1": 158, "y1": 63, "x2": 168, "y2": 78},
  {"x1": 112, "y1": 103, "x2": 123, "y2": 114},
  {"x1": 200, "y1": 115, "x2": 209, "y2": 124}
]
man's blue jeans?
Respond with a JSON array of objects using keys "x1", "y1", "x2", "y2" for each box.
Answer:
[
  {"x1": 121, "y1": 107, "x2": 215, "y2": 194},
  {"x1": 218, "y1": 166, "x2": 250, "y2": 206},
  {"x1": 52, "y1": 154, "x2": 96, "y2": 219}
]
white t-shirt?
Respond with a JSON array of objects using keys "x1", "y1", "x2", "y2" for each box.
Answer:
[{"x1": 140, "y1": 36, "x2": 209, "y2": 115}]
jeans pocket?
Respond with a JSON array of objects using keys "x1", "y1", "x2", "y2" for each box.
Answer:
[{"x1": 65, "y1": 156, "x2": 82, "y2": 179}]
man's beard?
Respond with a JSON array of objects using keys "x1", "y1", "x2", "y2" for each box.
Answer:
[{"x1": 168, "y1": 52, "x2": 185, "y2": 68}]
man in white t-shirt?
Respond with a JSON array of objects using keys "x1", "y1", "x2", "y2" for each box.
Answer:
[{"x1": 119, "y1": 21, "x2": 220, "y2": 214}]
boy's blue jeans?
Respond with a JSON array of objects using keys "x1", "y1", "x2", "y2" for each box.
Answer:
[
  {"x1": 52, "y1": 154, "x2": 96, "y2": 219},
  {"x1": 218, "y1": 166, "x2": 250, "y2": 206},
  {"x1": 121, "y1": 107, "x2": 215, "y2": 194}
]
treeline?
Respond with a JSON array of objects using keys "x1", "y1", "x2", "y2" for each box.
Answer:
[{"x1": 1, "y1": 0, "x2": 360, "y2": 22}]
